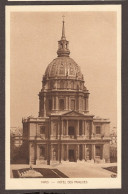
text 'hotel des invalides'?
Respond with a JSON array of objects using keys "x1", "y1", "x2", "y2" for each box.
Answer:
[{"x1": 22, "y1": 19, "x2": 111, "y2": 165}]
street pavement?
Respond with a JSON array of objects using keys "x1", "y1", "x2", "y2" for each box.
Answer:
[{"x1": 11, "y1": 161, "x2": 117, "y2": 178}]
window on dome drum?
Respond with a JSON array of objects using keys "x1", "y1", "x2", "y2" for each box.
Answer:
[
  {"x1": 96, "y1": 126, "x2": 101, "y2": 134},
  {"x1": 79, "y1": 120, "x2": 82, "y2": 135},
  {"x1": 40, "y1": 126, "x2": 45, "y2": 134},
  {"x1": 50, "y1": 81, "x2": 53, "y2": 89},
  {"x1": 48, "y1": 99, "x2": 52, "y2": 111},
  {"x1": 59, "y1": 99, "x2": 64, "y2": 110},
  {"x1": 71, "y1": 81, "x2": 74, "y2": 89},
  {"x1": 60, "y1": 80, "x2": 64, "y2": 88},
  {"x1": 77, "y1": 84, "x2": 79, "y2": 90},
  {"x1": 71, "y1": 99, "x2": 75, "y2": 110}
]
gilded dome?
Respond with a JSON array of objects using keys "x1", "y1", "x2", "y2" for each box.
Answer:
[{"x1": 45, "y1": 57, "x2": 83, "y2": 80}]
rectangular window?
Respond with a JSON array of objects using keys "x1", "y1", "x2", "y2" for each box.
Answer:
[
  {"x1": 71, "y1": 99, "x2": 75, "y2": 110},
  {"x1": 68, "y1": 126, "x2": 75, "y2": 136},
  {"x1": 40, "y1": 126, "x2": 45, "y2": 134},
  {"x1": 48, "y1": 99, "x2": 52, "y2": 111},
  {"x1": 96, "y1": 126, "x2": 101, "y2": 134},
  {"x1": 79, "y1": 120, "x2": 82, "y2": 135},
  {"x1": 59, "y1": 99, "x2": 64, "y2": 110}
]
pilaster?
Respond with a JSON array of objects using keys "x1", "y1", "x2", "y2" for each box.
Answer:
[
  {"x1": 66, "y1": 144, "x2": 69, "y2": 161},
  {"x1": 66, "y1": 120, "x2": 68, "y2": 136}
]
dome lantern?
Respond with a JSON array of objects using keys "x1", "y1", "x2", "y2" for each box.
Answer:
[{"x1": 57, "y1": 18, "x2": 70, "y2": 57}]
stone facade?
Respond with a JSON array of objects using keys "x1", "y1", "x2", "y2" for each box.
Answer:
[{"x1": 22, "y1": 20, "x2": 111, "y2": 165}]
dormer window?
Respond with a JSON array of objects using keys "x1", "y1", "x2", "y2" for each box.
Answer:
[{"x1": 96, "y1": 126, "x2": 101, "y2": 134}]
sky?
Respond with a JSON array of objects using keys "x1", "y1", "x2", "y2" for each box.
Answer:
[{"x1": 10, "y1": 11, "x2": 117, "y2": 130}]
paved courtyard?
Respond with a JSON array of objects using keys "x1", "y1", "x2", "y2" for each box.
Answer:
[{"x1": 11, "y1": 162, "x2": 117, "y2": 178}]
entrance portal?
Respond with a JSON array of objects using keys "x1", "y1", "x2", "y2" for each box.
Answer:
[{"x1": 69, "y1": 149, "x2": 75, "y2": 162}]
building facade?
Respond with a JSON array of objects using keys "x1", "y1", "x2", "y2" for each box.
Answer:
[{"x1": 22, "y1": 20, "x2": 111, "y2": 165}]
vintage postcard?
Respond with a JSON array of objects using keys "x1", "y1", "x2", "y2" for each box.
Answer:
[{"x1": 6, "y1": 5, "x2": 121, "y2": 189}]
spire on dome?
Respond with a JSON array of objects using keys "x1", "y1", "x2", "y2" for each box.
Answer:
[
  {"x1": 61, "y1": 16, "x2": 66, "y2": 40},
  {"x1": 57, "y1": 17, "x2": 70, "y2": 57}
]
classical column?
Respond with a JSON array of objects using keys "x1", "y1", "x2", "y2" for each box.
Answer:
[
  {"x1": 83, "y1": 98, "x2": 85, "y2": 111},
  {"x1": 55, "y1": 80, "x2": 57, "y2": 89},
  {"x1": 84, "y1": 98, "x2": 86, "y2": 111},
  {"x1": 66, "y1": 96, "x2": 68, "y2": 110},
  {"x1": 77, "y1": 144, "x2": 80, "y2": 161},
  {"x1": 94, "y1": 144, "x2": 95, "y2": 160},
  {"x1": 84, "y1": 121, "x2": 86, "y2": 137},
  {"x1": 50, "y1": 121, "x2": 53, "y2": 137},
  {"x1": 37, "y1": 145, "x2": 40, "y2": 160},
  {"x1": 82, "y1": 144, "x2": 85, "y2": 160},
  {"x1": 78, "y1": 96, "x2": 81, "y2": 111},
  {"x1": 61, "y1": 144, "x2": 64, "y2": 161},
  {"x1": 44, "y1": 95, "x2": 46, "y2": 117},
  {"x1": 69, "y1": 97, "x2": 71, "y2": 110},
  {"x1": 57, "y1": 122, "x2": 60, "y2": 139},
  {"x1": 68, "y1": 96, "x2": 69, "y2": 110},
  {"x1": 77, "y1": 120, "x2": 79, "y2": 137},
  {"x1": 51, "y1": 144, "x2": 53, "y2": 161},
  {"x1": 91, "y1": 122, "x2": 94, "y2": 138},
  {"x1": 56, "y1": 96, "x2": 58, "y2": 110},
  {"x1": 82, "y1": 120, "x2": 84, "y2": 136},
  {"x1": 52, "y1": 96, "x2": 54, "y2": 110},
  {"x1": 86, "y1": 98, "x2": 89, "y2": 111},
  {"x1": 102, "y1": 144, "x2": 105, "y2": 161},
  {"x1": 84, "y1": 144, "x2": 87, "y2": 161},
  {"x1": 91, "y1": 144, "x2": 95, "y2": 161},
  {"x1": 66, "y1": 120, "x2": 68, "y2": 136},
  {"x1": 66, "y1": 144, "x2": 69, "y2": 161},
  {"x1": 61, "y1": 120, "x2": 63, "y2": 137}
]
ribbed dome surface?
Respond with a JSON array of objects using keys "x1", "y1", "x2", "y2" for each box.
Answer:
[{"x1": 45, "y1": 57, "x2": 83, "y2": 80}]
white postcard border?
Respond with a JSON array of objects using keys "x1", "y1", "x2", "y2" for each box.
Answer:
[{"x1": 6, "y1": 5, "x2": 121, "y2": 190}]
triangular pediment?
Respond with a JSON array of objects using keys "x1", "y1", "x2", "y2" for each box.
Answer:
[{"x1": 62, "y1": 110, "x2": 85, "y2": 117}]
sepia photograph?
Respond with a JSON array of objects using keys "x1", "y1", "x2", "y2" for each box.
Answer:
[{"x1": 6, "y1": 5, "x2": 121, "y2": 189}]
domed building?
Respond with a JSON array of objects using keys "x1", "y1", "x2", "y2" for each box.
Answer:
[{"x1": 22, "y1": 20, "x2": 111, "y2": 165}]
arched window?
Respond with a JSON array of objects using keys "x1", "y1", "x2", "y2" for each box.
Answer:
[{"x1": 59, "y1": 99, "x2": 64, "y2": 110}]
